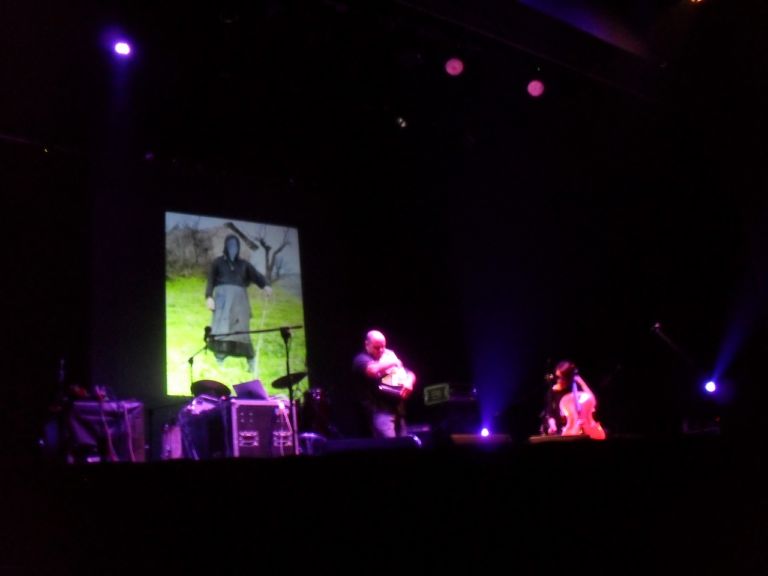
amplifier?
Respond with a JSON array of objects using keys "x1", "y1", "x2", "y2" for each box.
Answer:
[
  {"x1": 68, "y1": 400, "x2": 146, "y2": 463},
  {"x1": 225, "y1": 399, "x2": 296, "y2": 458}
]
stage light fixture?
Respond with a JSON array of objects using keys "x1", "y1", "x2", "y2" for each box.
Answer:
[
  {"x1": 113, "y1": 41, "x2": 131, "y2": 56},
  {"x1": 527, "y1": 79, "x2": 545, "y2": 98},
  {"x1": 444, "y1": 57, "x2": 464, "y2": 77},
  {"x1": 704, "y1": 381, "x2": 717, "y2": 394}
]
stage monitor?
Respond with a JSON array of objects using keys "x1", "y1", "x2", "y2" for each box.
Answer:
[{"x1": 165, "y1": 212, "x2": 308, "y2": 398}]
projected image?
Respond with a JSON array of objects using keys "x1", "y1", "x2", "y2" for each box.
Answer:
[{"x1": 165, "y1": 212, "x2": 307, "y2": 397}]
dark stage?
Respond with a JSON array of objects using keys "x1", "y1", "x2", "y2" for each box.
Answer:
[{"x1": 2, "y1": 435, "x2": 767, "y2": 573}]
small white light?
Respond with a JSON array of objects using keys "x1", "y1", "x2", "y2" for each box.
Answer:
[{"x1": 114, "y1": 41, "x2": 131, "y2": 56}]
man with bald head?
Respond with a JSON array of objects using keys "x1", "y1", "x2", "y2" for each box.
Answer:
[{"x1": 352, "y1": 329, "x2": 416, "y2": 438}]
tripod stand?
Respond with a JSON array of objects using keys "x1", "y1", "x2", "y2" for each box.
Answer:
[{"x1": 271, "y1": 326, "x2": 306, "y2": 455}]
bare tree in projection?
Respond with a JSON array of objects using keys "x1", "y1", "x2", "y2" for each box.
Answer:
[
  {"x1": 256, "y1": 226, "x2": 291, "y2": 284},
  {"x1": 187, "y1": 217, "x2": 210, "y2": 269},
  {"x1": 225, "y1": 222, "x2": 290, "y2": 284}
]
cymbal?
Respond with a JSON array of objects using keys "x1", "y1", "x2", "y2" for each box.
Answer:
[
  {"x1": 271, "y1": 372, "x2": 308, "y2": 389},
  {"x1": 191, "y1": 379, "x2": 231, "y2": 398}
]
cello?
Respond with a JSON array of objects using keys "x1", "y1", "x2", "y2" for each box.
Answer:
[{"x1": 559, "y1": 372, "x2": 606, "y2": 440}]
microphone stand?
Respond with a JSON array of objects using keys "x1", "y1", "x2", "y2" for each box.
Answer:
[
  {"x1": 651, "y1": 322, "x2": 714, "y2": 382},
  {"x1": 208, "y1": 325, "x2": 304, "y2": 339},
  {"x1": 196, "y1": 324, "x2": 302, "y2": 382},
  {"x1": 187, "y1": 328, "x2": 212, "y2": 387},
  {"x1": 209, "y1": 324, "x2": 305, "y2": 455},
  {"x1": 651, "y1": 323, "x2": 699, "y2": 371},
  {"x1": 279, "y1": 326, "x2": 301, "y2": 455}
]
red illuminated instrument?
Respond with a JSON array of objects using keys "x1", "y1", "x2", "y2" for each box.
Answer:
[{"x1": 559, "y1": 377, "x2": 606, "y2": 440}]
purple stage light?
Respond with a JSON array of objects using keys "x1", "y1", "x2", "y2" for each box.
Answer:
[
  {"x1": 704, "y1": 381, "x2": 717, "y2": 394},
  {"x1": 480, "y1": 427, "x2": 490, "y2": 437},
  {"x1": 114, "y1": 41, "x2": 131, "y2": 56}
]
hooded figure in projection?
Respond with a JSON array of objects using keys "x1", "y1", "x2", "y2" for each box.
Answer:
[{"x1": 205, "y1": 234, "x2": 272, "y2": 371}]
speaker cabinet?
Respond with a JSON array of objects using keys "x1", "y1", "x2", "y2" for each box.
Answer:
[
  {"x1": 67, "y1": 400, "x2": 145, "y2": 463},
  {"x1": 225, "y1": 399, "x2": 296, "y2": 458}
]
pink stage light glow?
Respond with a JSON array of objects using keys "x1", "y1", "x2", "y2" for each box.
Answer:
[
  {"x1": 527, "y1": 79, "x2": 545, "y2": 97},
  {"x1": 444, "y1": 58, "x2": 464, "y2": 77}
]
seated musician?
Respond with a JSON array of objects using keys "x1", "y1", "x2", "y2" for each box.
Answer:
[
  {"x1": 352, "y1": 329, "x2": 416, "y2": 438},
  {"x1": 542, "y1": 360, "x2": 606, "y2": 439}
]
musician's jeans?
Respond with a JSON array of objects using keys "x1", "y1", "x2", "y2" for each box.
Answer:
[{"x1": 372, "y1": 410, "x2": 405, "y2": 438}]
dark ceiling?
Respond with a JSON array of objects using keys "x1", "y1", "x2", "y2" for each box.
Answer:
[{"x1": 3, "y1": 0, "x2": 757, "y2": 165}]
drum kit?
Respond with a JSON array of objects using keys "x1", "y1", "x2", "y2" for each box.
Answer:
[
  {"x1": 161, "y1": 323, "x2": 336, "y2": 457},
  {"x1": 161, "y1": 371, "x2": 332, "y2": 459}
]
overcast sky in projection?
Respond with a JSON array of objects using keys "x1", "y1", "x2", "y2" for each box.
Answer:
[{"x1": 165, "y1": 212, "x2": 302, "y2": 275}]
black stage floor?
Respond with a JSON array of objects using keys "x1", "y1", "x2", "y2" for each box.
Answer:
[{"x1": 2, "y1": 435, "x2": 766, "y2": 574}]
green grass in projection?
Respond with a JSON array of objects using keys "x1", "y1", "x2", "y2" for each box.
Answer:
[{"x1": 165, "y1": 276, "x2": 308, "y2": 397}]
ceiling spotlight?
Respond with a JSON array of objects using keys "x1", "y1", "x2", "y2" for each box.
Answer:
[
  {"x1": 444, "y1": 57, "x2": 464, "y2": 77},
  {"x1": 527, "y1": 79, "x2": 545, "y2": 98},
  {"x1": 113, "y1": 41, "x2": 132, "y2": 56}
]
